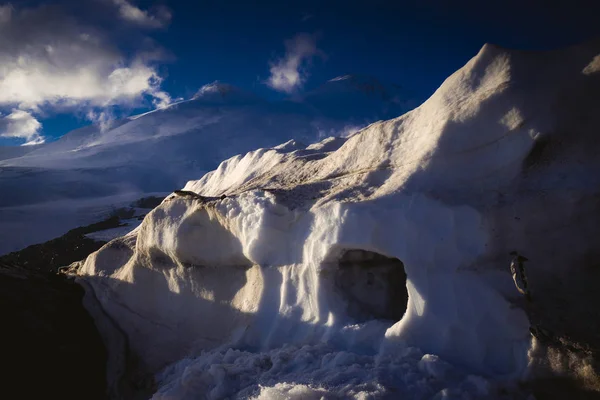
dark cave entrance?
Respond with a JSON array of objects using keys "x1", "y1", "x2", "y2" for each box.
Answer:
[{"x1": 334, "y1": 249, "x2": 409, "y2": 322}]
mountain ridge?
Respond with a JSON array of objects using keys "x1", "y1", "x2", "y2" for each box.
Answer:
[{"x1": 0, "y1": 74, "x2": 416, "y2": 254}]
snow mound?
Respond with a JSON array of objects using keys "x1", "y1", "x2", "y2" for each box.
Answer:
[{"x1": 77, "y1": 40, "x2": 600, "y2": 398}]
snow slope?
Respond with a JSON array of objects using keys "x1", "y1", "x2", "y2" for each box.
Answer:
[
  {"x1": 0, "y1": 79, "x2": 410, "y2": 254},
  {"x1": 75, "y1": 40, "x2": 600, "y2": 398},
  {"x1": 0, "y1": 143, "x2": 43, "y2": 161}
]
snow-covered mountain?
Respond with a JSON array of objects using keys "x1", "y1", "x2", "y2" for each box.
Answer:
[
  {"x1": 75, "y1": 40, "x2": 600, "y2": 398},
  {"x1": 0, "y1": 78, "x2": 412, "y2": 254},
  {"x1": 297, "y1": 74, "x2": 417, "y2": 120},
  {"x1": 0, "y1": 142, "x2": 43, "y2": 161}
]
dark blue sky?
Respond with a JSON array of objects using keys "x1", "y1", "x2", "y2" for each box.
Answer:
[
  {"x1": 156, "y1": 0, "x2": 600, "y2": 98},
  {"x1": 2, "y1": 0, "x2": 600, "y2": 145}
]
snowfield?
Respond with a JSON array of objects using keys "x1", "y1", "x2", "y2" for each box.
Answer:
[
  {"x1": 75, "y1": 40, "x2": 600, "y2": 399},
  {"x1": 0, "y1": 77, "x2": 411, "y2": 255}
]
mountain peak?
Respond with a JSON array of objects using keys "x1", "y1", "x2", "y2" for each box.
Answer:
[
  {"x1": 328, "y1": 74, "x2": 354, "y2": 82},
  {"x1": 298, "y1": 74, "x2": 417, "y2": 120},
  {"x1": 319, "y1": 74, "x2": 404, "y2": 98},
  {"x1": 193, "y1": 81, "x2": 239, "y2": 98},
  {"x1": 191, "y1": 81, "x2": 261, "y2": 105}
]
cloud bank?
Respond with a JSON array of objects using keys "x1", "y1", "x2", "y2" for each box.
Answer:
[
  {"x1": 0, "y1": 2, "x2": 172, "y2": 145},
  {"x1": 267, "y1": 33, "x2": 323, "y2": 93}
]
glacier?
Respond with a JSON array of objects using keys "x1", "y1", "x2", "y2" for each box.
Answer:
[{"x1": 74, "y1": 40, "x2": 600, "y2": 399}]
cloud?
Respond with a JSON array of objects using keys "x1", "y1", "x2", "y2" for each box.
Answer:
[
  {"x1": 86, "y1": 109, "x2": 116, "y2": 133},
  {"x1": 301, "y1": 13, "x2": 313, "y2": 22},
  {"x1": 0, "y1": 2, "x2": 172, "y2": 143},
  {"x1": 267, "y1": 33, "x2": 323, "y2": 93},
  {"x1": 112, "y1": 0, "x2": 171, "y2": 28},
  {"x1": 0, "y1": 110, "x2": 43, "y2": 145},
  {"x1": 0, "y1": 4, "x2": 12, "y2": 24}
]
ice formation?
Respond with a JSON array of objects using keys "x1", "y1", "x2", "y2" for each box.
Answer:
[{"x1": 77, "y1": 40, "x2": 600, "y2": 398}]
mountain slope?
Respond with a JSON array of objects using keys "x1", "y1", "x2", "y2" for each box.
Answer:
[
  {"x1": 0, "y1": 79, "x2": 412, "y2": 254},
  {"x1": 298, "y1": 74, "x2": 417, "y2": 120}
]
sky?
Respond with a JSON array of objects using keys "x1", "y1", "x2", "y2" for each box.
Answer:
[{"x1": 1, "y1": 0, "x2": 599, "y2": 146}]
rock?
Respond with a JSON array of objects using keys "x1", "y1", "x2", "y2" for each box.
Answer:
[{"x1": 0, "y1": 263, "x2": 107, "y2": 399}]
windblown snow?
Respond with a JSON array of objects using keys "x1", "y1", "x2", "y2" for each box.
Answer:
[{"x1": 75, "y1": 40, "x2": 600, "y2": 399}]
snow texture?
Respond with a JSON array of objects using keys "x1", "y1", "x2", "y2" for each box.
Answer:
[
  {"x1": 77, "y1": 41, "x2": 600, "y2": 398},
  {"x1": 0, "y1": 79, "x2": 410, "y2": 254}
]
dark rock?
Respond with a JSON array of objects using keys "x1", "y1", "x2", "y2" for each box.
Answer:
[
  {"x1": 131, "y1": 196, "x2": 165, "y2": 209},
  {"x1": 0, "y1": 217, "x2": 121, "y2": 273},
  {"x1": 0, "y1": 264, "x2": 107, "y2": 399}
]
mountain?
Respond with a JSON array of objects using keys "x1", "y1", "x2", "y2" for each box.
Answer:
[
  {"x1": 298, "y1": 74, "x2": 417, "y2": 120},
  {"x1": 75, "y1": 41, "x2": 600, "y2": 398},
  {"x1": 0, "y1": 79, "x2": 413, "y2": 254},
  {"x1": 0, "y1": 142, "x2": 43, "y2": 161}
]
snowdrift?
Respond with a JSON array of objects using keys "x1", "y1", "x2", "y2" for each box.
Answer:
[{"x1": 77, "y1": 41, "x2": 600, "y2": 398}]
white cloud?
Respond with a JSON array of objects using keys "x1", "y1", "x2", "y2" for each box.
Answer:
[
  {"x1": 0, "y1": 2, "x2": 172, "y2": 143},
  {"x1": 0, "y1": 110, "x2": 43, "y2": 145},
  {"x1": 151, "y1": 89, "x2": 173, "y2": 109},
  {"x1": 267, "y1": 33, "x2": 323, "y2": 93},
  {"x1": 0, "y1": 60, "x2": 170, "y2": 108},
  {"x1": 112, "y1": 0, "x2": 171, "y2": 28},
  {"x1": 86, "y1": 109, "x2": 116, "y2": 133}
]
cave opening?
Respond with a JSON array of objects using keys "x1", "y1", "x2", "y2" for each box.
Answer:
[{"x1": 334, "y1": 249, "x2": 409, "y2": 322}]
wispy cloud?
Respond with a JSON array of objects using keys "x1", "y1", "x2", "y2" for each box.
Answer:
[
  {"x1": 301, "y1": 13, "x2": 313, "y2": 22},
  {"x1": 0, "y1": 109, "x2": 43, "y2": 144},
  {"x1": 267, "y1": 33, "x2": 323, "y2": 93},
  {"x1": 112, "y1": 0, "x2": 171, "y2": 29},
  {"x1": 0, "y1": 2, "x2": 172, "y2": 144}
]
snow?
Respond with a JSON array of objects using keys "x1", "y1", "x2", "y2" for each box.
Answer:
[
  {"x1": 0, "y1": 78, "x2": 410, "y2": 255},
  {"x1": 0, "y1": 192, "x2": 162, "y2": 253},
  {"x1": 152, "y1": 343, "x2": 523, "y2": 400},
  {"x1": 84, "y1": 217, "x2": 143, "y2": 242},
  {"x1": 75, "y1": 40, "x2": 600, "y2": 398},
  {"x1": 0, "y1": 143, "x2": 42, "y2": 160}
]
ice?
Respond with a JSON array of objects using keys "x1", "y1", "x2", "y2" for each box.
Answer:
[{"x1": 75, "y1": 40, "x2": 600, "y2": 398}]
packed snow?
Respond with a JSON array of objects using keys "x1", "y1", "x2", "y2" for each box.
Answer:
[
  {"x1": 0, "y1": 78, "x2": 410, "y2": 254},
  {"x1": 74, "y1": 40, "x2": 600, "y2": 399}
]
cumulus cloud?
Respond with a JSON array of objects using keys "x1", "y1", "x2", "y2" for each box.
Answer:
[
  {"x1": 267, "y1": 33, "x2": 323, "y2": 93},
  {"x1": 0, "y1": 110, "x2": 43, "y2": 144},
  {"x1": 0, "y1": 2, "x2": 172, "y2": 144},
  {"x1": 112, "y1": 0, "x2": 171, "y2": 28}
]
